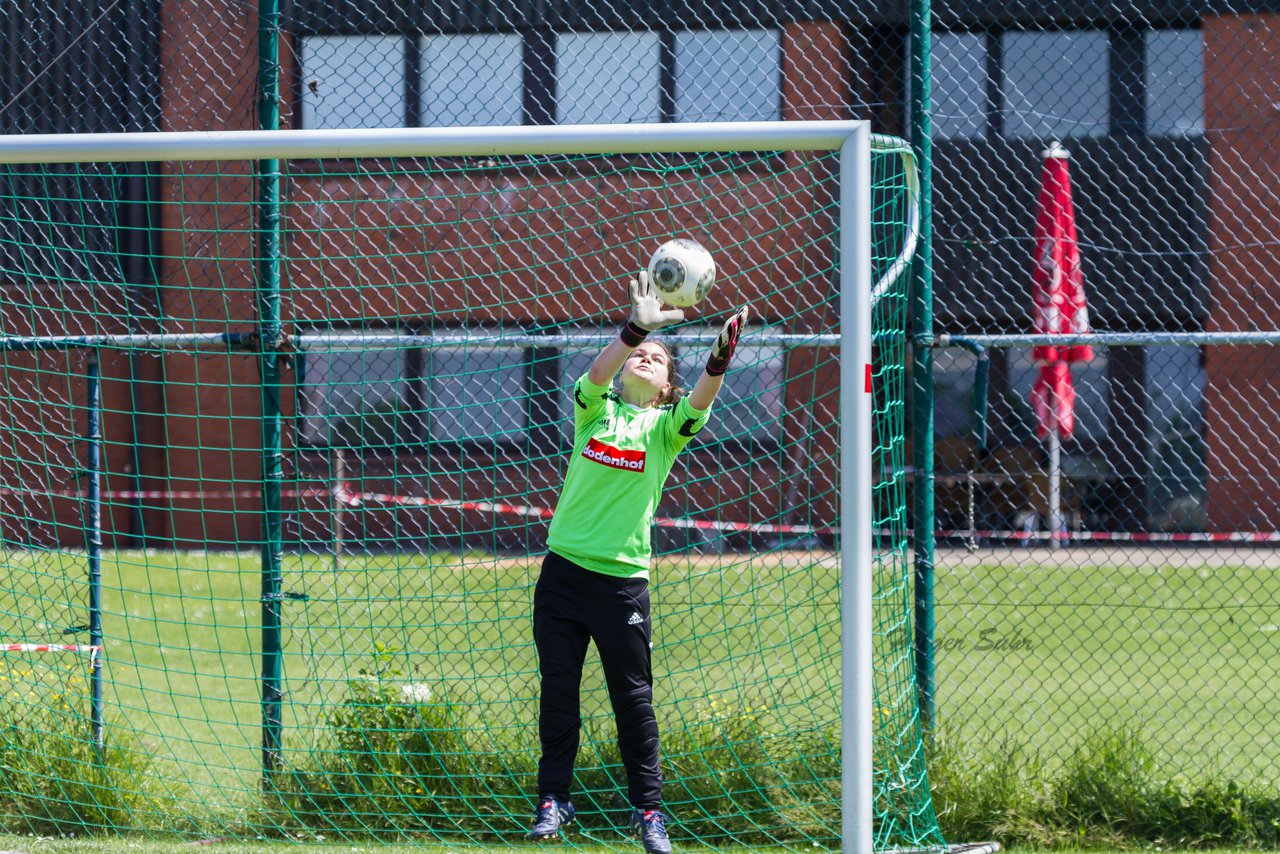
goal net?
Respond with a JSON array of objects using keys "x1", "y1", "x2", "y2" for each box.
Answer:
[{"x1": 0, "y1": 123, "x2": 940, "y2": 852}]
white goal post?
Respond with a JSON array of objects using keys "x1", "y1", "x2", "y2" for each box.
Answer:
[{"x1": 0, "y1": 120, "x2": 877, "y2": 854}]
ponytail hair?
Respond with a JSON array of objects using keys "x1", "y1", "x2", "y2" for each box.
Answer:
[{"x1": 655, "y1": 383, "x2": 684, "y2": 407}]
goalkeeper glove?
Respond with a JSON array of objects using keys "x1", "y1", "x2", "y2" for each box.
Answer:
[
  {"x1": 705, "y1": 306, "x2": 749, "y2": 376},
  {"x1": 620, "y1": 271, "x2": 685, "y2": 346}
]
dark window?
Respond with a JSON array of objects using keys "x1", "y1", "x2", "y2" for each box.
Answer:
[
  {"x1": 1006, "y1": 346, "x2": 1111, "y2": 443},
  {"x1": 300, "y1": 346, "x2": 408, "y2": 447},
  {"x1": 557, "y1": 333, "x2": 784, "y2": 448},
  {"x1": 424, "y1": 346, "x2": 529, "y2": 442},
  {"x1": 933, "y1": 347, "x2": 979, "y2": 439},
  {"x1": 1144, "y1": 345, "x2": 1206, "y2": 528},
  {"x1": 302, "y1": 331, "x2": 784, "y2": 452},
  {"x1": 299, "y1": 340, "x2": 528, "y2": 448}
]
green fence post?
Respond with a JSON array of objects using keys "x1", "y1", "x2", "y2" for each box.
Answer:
[
  {"x1": 85, "y1": 356, "x2": 105, "y2": 753},
  {"x1": 909, "y1": 0, "x2": 937, "y2": 729},
  {"x1": 257, "y1": 0, "x2": 285, "y2": 784}
]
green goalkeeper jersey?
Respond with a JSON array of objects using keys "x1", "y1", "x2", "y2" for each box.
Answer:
[{"x1": 546, "y1": 372, "x2": 711, "y2": 579}]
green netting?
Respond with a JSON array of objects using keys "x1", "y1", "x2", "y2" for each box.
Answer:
[{"x1": 0, "y1": 139, "x2": 940, "y2": 851}]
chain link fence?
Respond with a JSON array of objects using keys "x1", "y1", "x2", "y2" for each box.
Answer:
[
  {"x1": 925, "y1": 1, "x2": 1280, "y2": 797},
  {"x1": 1, "y1": 0, "x2": 1278, "y2": 838}
]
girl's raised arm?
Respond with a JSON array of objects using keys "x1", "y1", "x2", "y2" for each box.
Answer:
[
  {"x1": 588, "y1": 272, "x2": 684, "y2": 386},
  {"x1": 687, "y1": 306, "x2": 749, "y2": 411}
]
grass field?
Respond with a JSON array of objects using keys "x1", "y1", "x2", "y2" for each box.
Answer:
[
  {"x1": 0, "y1": 840, "x2": 820, "y2": 854},
  {"x1": 0, "y1": 548, "x2": 844, "y2": 839},
  {"x1": 932, "y1": 546, "x2": 1280, "y2": 782},
  {"x1": 0, "y1": 842, "x2": 1261, "y2": 854},
  {"x1": 3, "y1": 544, "x2": 1279, "y2": 847}
]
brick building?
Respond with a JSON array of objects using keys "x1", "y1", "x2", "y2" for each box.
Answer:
[{"x1": 1, "y1": 0, "x2": 1274, "y2": 548}]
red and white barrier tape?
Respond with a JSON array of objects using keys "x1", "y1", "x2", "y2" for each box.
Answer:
[
  {"x1": 0, "y1": 488, "x2": 333, "y2": 501},
  {"x1": 2, "y1": 644, "x2": 100, "y2": 653},
  {"x1": 3, "y1": 486, "x2": 1277, "y2": 543},
  {"x1": 938, "y1": 529, "x2": 1280, "y2": 544},
  {"x1": 1, "y1": 643, "x2": 102, "y2": 664},
  {"x1": 0, "y1": 484, "x2": 830, "y2": 536},
  {"x1": 334, "y1": 484, "x2": 833, "y2": 536}
]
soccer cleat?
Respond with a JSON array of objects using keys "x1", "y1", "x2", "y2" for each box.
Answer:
[
  {"x1": 526, "y1": 796, "x2": 575, "y2": 840},
  {"x1": 629, "y1": 808, "x2": 673, "y2": 854}
]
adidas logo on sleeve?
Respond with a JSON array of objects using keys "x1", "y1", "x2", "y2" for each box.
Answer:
[{"x1": 627, "y1": 612, "x2": 644, "y2": 626}]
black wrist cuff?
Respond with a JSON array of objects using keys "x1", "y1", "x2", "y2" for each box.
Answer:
[
  {"x1": 619, "y1": 321, "x2": 649, "y2": 347},
  {"x1": 705, "y1": 356, "x2": 731, "y2": 376}
]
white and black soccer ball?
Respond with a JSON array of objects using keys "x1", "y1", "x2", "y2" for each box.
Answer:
[{"x1": 646, "y1": 238, "x2": 716, "y2": 308}]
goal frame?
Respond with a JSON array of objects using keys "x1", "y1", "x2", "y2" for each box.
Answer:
[{"x1": 0, "y1": 120, "x2": 876, "y2": 853}]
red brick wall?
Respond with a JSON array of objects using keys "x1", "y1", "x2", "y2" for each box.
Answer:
[
  {"x1": 179, "y1": 18, "x2": 849, "y2": 546},
  {"x1": 1202, "y1": 14, "x2": 1280, "y2": 531},
  {"x1": 5, "y1": 16, "x2": 852, "y2": 549}
]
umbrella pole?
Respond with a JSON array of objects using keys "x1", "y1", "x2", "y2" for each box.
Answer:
[{"x1": 1047, "y1": 428, "x2": 1063, "y2": 549}]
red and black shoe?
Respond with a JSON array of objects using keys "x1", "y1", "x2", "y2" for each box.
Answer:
[
  {"x1": 629, "y1": 808, "x2": 672, "y2": 854},
  {"x1": 526, "y1": 796, "x2": 575, "y2": 840}
]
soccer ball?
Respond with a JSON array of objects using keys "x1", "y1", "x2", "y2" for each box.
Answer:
[{"x1": 646, "y1": 238, "x2": 716, "y2": 308}]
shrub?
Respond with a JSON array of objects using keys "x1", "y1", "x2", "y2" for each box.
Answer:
[
  {"x1": 269, "y1": 651, "x2": 531, "y2": 839},
  {"x1": 0, "y1": 659, "x2": 156, "y2": 835},
  {"x1": 929, "y1": 721, "x2": 1280, "y2": 849}
]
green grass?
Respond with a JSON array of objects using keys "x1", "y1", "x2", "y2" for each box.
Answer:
[
  {"x1": 0, "y1": 548, "x2": 845, "y2": 844},
  {"x1": 928, "y1": 722, "x2": 1280, "y2": 848},
  {"x1": 5, "y1": 546, "x2": 1280, "y2": 848},
  {"x1": 0, "y1": 835, "x2": 833, "y2": 854},
  {"x1": 0, "y1": 839, "x2": 842, "y2": 854},
  {"x1": 933, "y1": 550, "x2": 1280, "y2": 781},
  {"x1": 0, "y1": 840, "x2": 1273, "y2": 854}
]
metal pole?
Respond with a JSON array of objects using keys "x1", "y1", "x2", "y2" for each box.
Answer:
[
  {"x1": 840, "y1": 124, "x2": 873, "y2": 854},
  {"x1": 939, "y1": 331, "x2": 1280, "y2": 347},
  {"x1": 909, "y1": 0, "x2": 937, "y2": 728},
  {"x1": 332, "y1": 447, "x2": 345, "y2": 569},
  {"x1": 1048, "y1": 428, "x2": 1063, "y2": 549},
  {"x1": 121, "y1": 0, "x2": 161, "y2": 549},
  {"x1": 952, "y1": 341, "x2": 990, "y2": 548},
  {"x1": 257, "y1": 0, "x2": 285, "y2": 785},
  {"x1": 0, "y1": 120, "x2": 872, "y2": 164},
  {"x1": 85, "y1": 357, "x2": 105, "y2": 751},
  {"x1": 5, "y1": 328, "x2": 1278, "y2": 355}
]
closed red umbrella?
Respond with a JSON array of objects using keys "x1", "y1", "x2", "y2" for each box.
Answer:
[
  {"x1": 1028, "y1": 144, "x2": 1093, "y2": 543},
  {"x1": 1030, "y1": 361, "x2": 1077, "y2": 438}
]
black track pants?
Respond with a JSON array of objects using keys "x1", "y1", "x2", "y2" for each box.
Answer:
[{"x1": 532, "y1": 551, "x2": 661, "y2": 809}]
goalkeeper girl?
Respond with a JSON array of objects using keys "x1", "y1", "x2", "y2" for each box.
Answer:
[{"x1": 526, "y1": 271, "x2": 748, "y2": 854}]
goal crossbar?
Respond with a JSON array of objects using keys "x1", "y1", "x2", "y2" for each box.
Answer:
[
  {"x1": 0, "y1": 331, "x2": 851, "y2": 353},
  {"x1": 0, "y1": 121, "x2": 865, "y2": 163}
]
